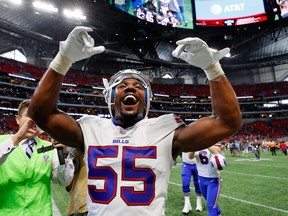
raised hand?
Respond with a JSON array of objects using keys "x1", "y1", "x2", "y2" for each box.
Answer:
[
  {"x1": 60, "y1": 26, "x2": 105, "y2": 63},
  {"x1": 49, "y1": 26, "x2": 105, "y2": 75},
  {"x1": 172, "y1": 37, "x2": 229, "y2": 80},
  {"x1": 12, "y1": 118, "x2": 37, "y2": 145}
]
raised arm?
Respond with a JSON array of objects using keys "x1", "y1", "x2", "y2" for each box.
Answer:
[
  {"x1": 172, "y1": 38, "x2": 242, "y2": 157},
  {"x1": 28, "y1": 26, "x2": 105, "y2": 149}
]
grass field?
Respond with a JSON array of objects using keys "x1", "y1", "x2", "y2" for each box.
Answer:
[{"x1": 52, "y1": 150, "x2": 288, "y2": 216}]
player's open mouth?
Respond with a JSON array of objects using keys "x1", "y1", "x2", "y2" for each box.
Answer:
[{"x1": 122, "y1": 95, "x2": 138, "y2": 105}]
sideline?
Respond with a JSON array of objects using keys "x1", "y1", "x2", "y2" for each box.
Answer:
[{"x1": 169, "y1": 181, "x2": 288, "y2": 214}]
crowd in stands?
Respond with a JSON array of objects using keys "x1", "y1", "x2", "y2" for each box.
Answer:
[
  {"x1": 0, "y1": 56, "x2": 288, "y2": 147},
  {"x1": 1, "y1": 56, "x2": 288, "y2": 98}
]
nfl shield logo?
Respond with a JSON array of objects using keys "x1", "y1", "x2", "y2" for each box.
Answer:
[{"x1": 43, "y1": 155, "x2": 50, "y2": 163}]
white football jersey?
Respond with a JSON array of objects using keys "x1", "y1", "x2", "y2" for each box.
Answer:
[
  {"x1": 77, "y1": 114, "x2": 183, "y2": 216},
  {"x1": 182, "y1": 152, "x2": 196, "y2": 165},
  {"x1": 159, "y1": 0, "x2": 170, "y2": 15},
  {"x1": 195, "y1": 149, "x2": 218, "y2": 178}
]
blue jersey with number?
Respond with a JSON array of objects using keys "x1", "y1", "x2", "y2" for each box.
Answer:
[{"x1": 77, "y1": 114, "x2": 183, "y2": 216}]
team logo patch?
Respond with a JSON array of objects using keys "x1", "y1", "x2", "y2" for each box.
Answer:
[{"x1": 43, "y1": 155, "x2": 50, "y2": 163}]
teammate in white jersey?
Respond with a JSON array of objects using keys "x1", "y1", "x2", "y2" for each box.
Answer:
[
  {"x1": 181, "y1": 152, "x2": 203, "y2": 214},
  {"x1": 189, "y1": 143, "x2": 226, "y2": 216},
  {"x1": 28, "y1": 26, "x2": 242, "y2": 216}
]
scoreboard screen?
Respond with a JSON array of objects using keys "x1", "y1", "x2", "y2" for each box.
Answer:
[{"x1": 194, "y1": 0, "x2": 267, "y2": 27}]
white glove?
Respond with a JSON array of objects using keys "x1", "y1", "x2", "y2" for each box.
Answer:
[
  {"x1": 50, "y1": 26, "x2": 105, "y2": 75},
  {"x1": 172, "y1": 37, "x2": 229, "y2": 80},
  {"x1": 60, "y1": 26, "x2": 105, "y2": 63}
]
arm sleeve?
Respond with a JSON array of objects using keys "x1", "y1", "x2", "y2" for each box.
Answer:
[
  {"x1": 51, "y1": 149, "x2": 75, "y2": 186},
  {"x1": 0, "y1": 138, "x2": 16, "y2": 165}
]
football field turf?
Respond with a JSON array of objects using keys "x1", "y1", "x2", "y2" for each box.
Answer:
[{"x1": 52, "y1": 150, "x2": 288, "y2": 216}]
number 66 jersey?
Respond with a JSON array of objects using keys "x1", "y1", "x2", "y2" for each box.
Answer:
[{"x1": 77, "y1": 113, "x2": 184, "y2": 216}]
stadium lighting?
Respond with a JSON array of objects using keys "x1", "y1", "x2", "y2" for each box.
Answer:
[
  {"x1": 8, "y1": 73, "x2": 36, "y2": 81},
  {"x1": 237, "y1": 96, "x2": 254, "y2": 99},
  {"x1": 0, "y1": 107, "x2": 17, "y2": 112},
  {"x1": 92, "y1": 86, "x2": 104, "y2": 90},
  {"x1": 209, "y1": 95, "x2": 254, "y2": 99},
  {"x1": 63, "y1": 9, "x2": 86, "y2": 20},
  {"x1": 154, "y1": 93, "x2": 170, "y2": 97},
  {"x1": 264, "y1": 103, "x2": 278, "y2": 107},
  {"x1": 32, "y1": 1, "x2": 58, "y2": 13},
  {"x1": 62, "y1": 83, "x2": 77, "y2": 87},
  {"x1": 9, "y1": 0, "x2": 22, "y2": 5},
  {"x1": 180, "y1": 95, "x2": 197, "y2": 99},
  {"x1": 162, "y1": 73, "x2": 173, "y2": 79}
]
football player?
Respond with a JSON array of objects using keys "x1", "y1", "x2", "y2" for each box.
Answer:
[
  {"x1": 188, "y1": 143, "x2": 226, "y2": 216},
  {"x1": 28, "y1": 26, "x2": 242, "y2": 216}
]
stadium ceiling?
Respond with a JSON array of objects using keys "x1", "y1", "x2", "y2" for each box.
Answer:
[{"x1": 0, "y1": 0, "x2": 288, "y2": 76}]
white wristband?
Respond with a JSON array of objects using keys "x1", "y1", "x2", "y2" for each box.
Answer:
[
  {"x1": 49, "y1": 52, "x2": 72, "y2": 76},
  {"x1": 204, "y1": 62, "x2": 225, "y2": 80}
]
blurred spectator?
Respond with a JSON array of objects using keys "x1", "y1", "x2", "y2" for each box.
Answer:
[
  {"x1": 269, "y1": 140, "x2": 277, "y2": 156},
  {"x1": 279, "y1": 140, "x2": 287, "y2": 156}
]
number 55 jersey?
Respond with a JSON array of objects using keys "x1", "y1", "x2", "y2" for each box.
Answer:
[{"x1": 77, "y1": 113, "x2": 184, "y2": 216}]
